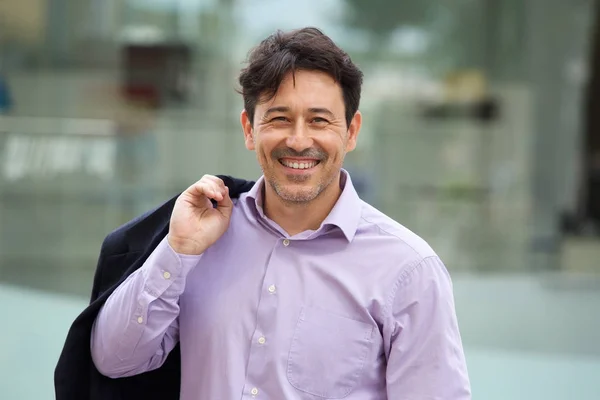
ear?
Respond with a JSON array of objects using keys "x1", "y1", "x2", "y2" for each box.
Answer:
[
  {"x1": 345, "y1": 110, "x2": 362, "y2": 152},
  {"x1": 240, "y1": 109, "x2": 255, "y2": 150}
]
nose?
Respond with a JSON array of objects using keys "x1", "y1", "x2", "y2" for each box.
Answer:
[{"x1": 285, "y1": 121, "x2": 313, "y2": 152}]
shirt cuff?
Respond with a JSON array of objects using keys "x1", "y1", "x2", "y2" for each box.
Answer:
[
  {"x1": 166, "y1": 240, "x2": 204, "y2": 270},
  {"x1": 141, "y1": 237, "x2": 203, "y2": 298}
]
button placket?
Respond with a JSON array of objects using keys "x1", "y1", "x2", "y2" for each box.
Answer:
[{"x1": 244, "y1": 240, "x2": 282, "y2": 398}]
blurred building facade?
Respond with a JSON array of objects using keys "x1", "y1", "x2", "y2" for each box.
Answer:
[
  {"x1": 1, "y1": 1, "x2": 599, "y2": 399},
  {"x1": 1, "y1": 0, "x2": 598, "y2": 280}
]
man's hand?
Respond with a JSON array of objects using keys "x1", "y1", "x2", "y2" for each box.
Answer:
[{"x1": 168, "y1": 175, "x2": 234, "y2": 255}]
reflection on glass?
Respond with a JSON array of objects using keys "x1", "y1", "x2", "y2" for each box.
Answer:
[{"x1": 0, "y1": 0, "x2": 599, "y2": 399}]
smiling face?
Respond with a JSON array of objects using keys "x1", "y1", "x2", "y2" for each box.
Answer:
[{"x1": 241, "y1": 69, "x2": 362, "y2": 205}]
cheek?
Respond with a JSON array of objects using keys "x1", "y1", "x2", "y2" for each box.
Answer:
[
  {"x1": 256, "y1": 134, "x2": 279, "y2": 156},
  {"x1": 254, "y1": 141, "x2": 272, "y2": 163},
  {"x1": 322, "y1": 137, "x2": 346, "y2": 161}
]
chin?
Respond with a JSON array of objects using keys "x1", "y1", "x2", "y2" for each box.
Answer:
[{"x1": 271, "y1": 181, "x2": 322, "y2": 203}]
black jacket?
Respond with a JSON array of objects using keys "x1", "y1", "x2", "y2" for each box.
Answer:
[{"x1": 54, "y1": 175, "x2": 255, "y2": 400}]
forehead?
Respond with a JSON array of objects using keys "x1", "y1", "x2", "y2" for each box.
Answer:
[{"x1": 258, "y1": 69, "x2": 344, "y2": 110}]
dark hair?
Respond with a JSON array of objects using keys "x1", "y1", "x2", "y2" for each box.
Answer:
[{"x1": 238, "y1": 27, "x2": 363, "y2": 127}]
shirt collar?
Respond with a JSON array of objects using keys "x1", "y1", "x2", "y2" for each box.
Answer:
[{"x1": 244, "y1": 169, "x2": 362, "y2": 242}]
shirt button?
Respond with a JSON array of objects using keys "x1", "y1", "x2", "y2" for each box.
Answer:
[
  {"x1": 137, "y1": 316, "x2": 143, "y2": 324},
  {"x1": 283, "y1": 239, "x2": 290, "y2": 246},
  {"x1": 251, "y1": 387, "x2": 259, "y2": 396},
  {"x1": 163, "y1": 271, "x2": 171, "y2": 280},
  {"x1": 268, "y1": 284, "x2": 276, "y2": 294},
  {"x1": 258, "y1": 336, "x2": 266, "y2": 344}
]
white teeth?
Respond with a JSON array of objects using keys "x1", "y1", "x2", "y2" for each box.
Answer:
[{"x1": 281, "y1": 160, "x2": 317, "y2": 169}]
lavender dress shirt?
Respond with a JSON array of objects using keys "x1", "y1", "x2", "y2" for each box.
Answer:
[{"x1": 91, "y1": 171, "x2": 471, "y2": 399}]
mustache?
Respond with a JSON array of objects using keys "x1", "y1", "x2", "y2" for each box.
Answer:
[{"x1": 271, "y1": 148, "x2": 327, "y2": 160}]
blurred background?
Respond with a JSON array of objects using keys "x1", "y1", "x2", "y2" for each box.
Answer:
[{"x1": 1, "y1": 0, "x2": 600, "y2": 398}]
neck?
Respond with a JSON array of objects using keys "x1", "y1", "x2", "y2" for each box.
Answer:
[{"x1": 263, "y1": 174, "x2": 343, "y2": 236}]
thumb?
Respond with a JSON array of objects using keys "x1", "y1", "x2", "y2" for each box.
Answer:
[{"x1": 216, "y1": 186, "x2": 233, "y2": 218}]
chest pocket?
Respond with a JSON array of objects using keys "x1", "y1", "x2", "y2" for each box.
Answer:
[{"x1": 287, "y1": 306, "x2": 374, "y2": 399}]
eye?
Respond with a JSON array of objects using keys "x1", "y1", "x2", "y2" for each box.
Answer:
[
  {"x1": 312, "y1": 117, "x2": 329, "y2": 124},
  {"x1": 270, "y1": 116, "x2": 289, "y2": 122}
]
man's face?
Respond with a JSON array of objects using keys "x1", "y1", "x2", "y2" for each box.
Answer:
[{"x1": 241, "y1": 69, "x2": 361, "y2": 204}]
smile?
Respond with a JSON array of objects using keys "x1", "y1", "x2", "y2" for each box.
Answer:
[{"x1": 279, "y1": 159, "x2": 320, "y2": 170}]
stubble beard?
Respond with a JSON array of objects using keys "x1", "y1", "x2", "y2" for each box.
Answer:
[
  {"x1": 266, "y1": 166, "x2": 338, "y2": 205},
  {"x1": 261, "y1": 146, "x2": 338, "y2": 205}
]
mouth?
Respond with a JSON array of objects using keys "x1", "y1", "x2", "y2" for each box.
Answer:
[{"x1": 278, "y1": 158, "x2": 321, "y2": 172}]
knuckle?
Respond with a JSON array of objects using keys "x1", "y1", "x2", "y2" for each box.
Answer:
[{"x1": 191, "y1": 182, "x2": 207, "y2": 194}]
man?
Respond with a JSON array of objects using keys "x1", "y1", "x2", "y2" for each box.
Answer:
[{"x1": 90, "y1": 27, "x2": 471, "y2": 399}]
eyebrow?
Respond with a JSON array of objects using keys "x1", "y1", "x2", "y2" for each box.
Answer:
[
  {"x1": 308, "y1": 108, "x2": 336, "y2": 119},
  {"x1": 263, "y1": 106, "x2": 290, "y2": 116},
  {"x1": 263, "y1": 106, "x2": 336, "y2": 119}
]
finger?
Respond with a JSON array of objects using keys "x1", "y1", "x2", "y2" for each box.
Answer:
[
  {"x1": 202, "y1": 175, "x2": 226, "y2": 190},
  {"x1": 187, "y1": 181, "x2": 222, "y2": 202},
  {"x1": 207, "y1": 182, "x2": 224, "y2": 202},
  {"x1": 202, "y1": 175, "x2": 227, "y2": 198},
  {"x1": 216, "y1": 186, "x2": 234, "y2": 217},
  {"x1": 201, "y1": 175, "x2": 227, "y2": 199},
  {"x1": 201, "y1": 180, "x2": 222, "y2": 201}
]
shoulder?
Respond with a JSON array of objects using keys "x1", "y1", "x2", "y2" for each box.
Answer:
[
  {"x1": 355, "y1": 201, "x2": 451, "y2": 292},
  {"x1": 352, "y1": 202, "x2": 454, "y2": 317},
  {"x1": 357, "y1": 200, "x2": 438, "y2": 262}
]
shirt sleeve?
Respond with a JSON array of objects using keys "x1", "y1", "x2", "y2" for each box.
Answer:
[
  {"x1": 385, "y1": 256, "x2": 472, "y2": 399},
  {"x1": 90, "y1": 237, "x2": 202, "y2": 378}
]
